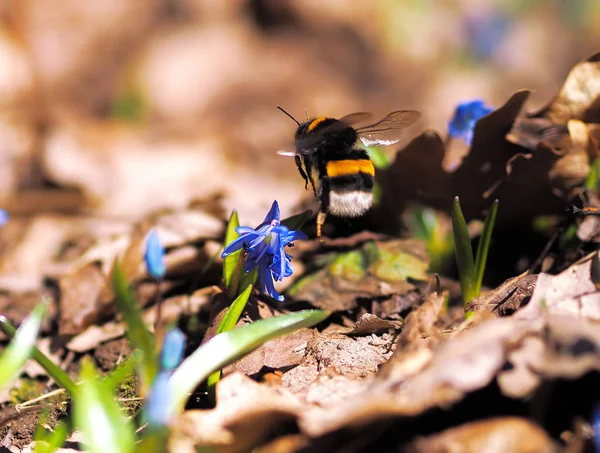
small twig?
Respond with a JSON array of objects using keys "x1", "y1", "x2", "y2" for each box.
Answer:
[
  {"x1": 529, "y1": 226, "x2": 562, "y2": 274},
  {"x1": 16, "y1": 388, "x2": 66, "y2": 410}
]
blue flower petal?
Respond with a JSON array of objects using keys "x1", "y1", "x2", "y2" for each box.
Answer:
[
  {"x1": 259, "y1": 262, "x2": 283, "y2": 301},
  {"x1": 0, "y1": 210, "x2": 8, "y2": 226},
  {"x1": 263, "y1": 200, "x2": 280, "y2": 224},
  {"x1": 222, "y1": 233, "x2": 258, "y2": 258},
  {"x1": 448, "y1": 99, "x2": 494, "y2": 146},
  {"x1": 144, "y1": 229, "x2": 166, "y2": 279}
]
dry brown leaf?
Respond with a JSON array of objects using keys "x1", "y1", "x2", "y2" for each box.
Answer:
[
  {"x1": 394, "y1": 291, "x2": 445, "y2": 352},
  {"x1": 379, "y1": 90, "x2": 566, "y2": 227},
  {"x1": 402, "y1": 417, "x2": 558, "y2": 453},
  {"x1": 465, "y1": 272, "x2": 537, "y2": 316},
  {"x1": 517, "y1": 251, "x2": 600, "y2": 320},
  {"x1": 282, "y1": 330, "x2": 394, "y2": 406},
  {"x1": 58, "y1": 262, "x2": 111, "y2": 335},
  {"x1": 298, "y1": 316, "x2": 540, "y2": 437},
  {"x1": 169, "y1": 373, "x2": 305, "y2": 453},
  {"x1": 66, "y1": 288, "x2": 212, "y2": 352},
  {"x1": 530, "y1": 51, "x2": 600, "y2": 124}
]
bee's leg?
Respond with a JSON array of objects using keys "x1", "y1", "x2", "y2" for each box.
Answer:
[
  {"x1": 295, "y1": 155, "x2": 310, "y2": 190},
  {"x1": 303, "y1": 155, "x2": 318, "y2": 196},
  {"x1": 317, "y1": 178, "x2": 330, "y2": 241},
  {"x1": 316, "y1": 211, "x2": 327, "y2": 241}
]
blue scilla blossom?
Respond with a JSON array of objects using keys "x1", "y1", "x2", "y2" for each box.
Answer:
[
  {"x1": 145, "y1": 328, "x2": 186, "y2": 428},
  {"x1": 159, "y1": 328, "x2": 185, "y2": 372},
  {"x1": 448, "y1": 100, "x2": 495, "y2": 146},
  {"x1": 144, "y1": 229, "x2": 166, "y2": 279},
  {"x1": 593, "y1": 401, "x2": 600, "y2": 453},
  {"x1": 145, "y1": 370, "x2": 172, "y2": 428},
  {"x1": 221, "y1": 201, "x2": 307, "y2": 301},
  {"x1": 0, "y1": 210, "x2": 8, "y2": 226}
]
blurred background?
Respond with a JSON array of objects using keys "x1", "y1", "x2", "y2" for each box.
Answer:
[{"x1": 1, "y1": 0, "x2": 599, "y2": 225}]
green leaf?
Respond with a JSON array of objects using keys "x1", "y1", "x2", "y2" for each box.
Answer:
[
  {"x1": 168, "y1": 310, "x2": 330, "y2": 415},
  {"x1": 0, "y1": 315, "x2": 76, "y2": 394},
  {"x1": 112, "y1": 261, "x2": 157, "y2": 393},
  {"x1": 373, "y1": 247, "x2": 429, "y2": 282},
  {"x1": 452, "y1": 196, "x2": 476, "y2": 303},
  {"x1": 585, "y1": 158, "x2": 599, "y2": 190},
  {"x1": 329, "y1": 249, "x2": 365, "y2": 281},
  {"x1": 207, "y1": 284, "x2": 253, "y2": 403},
  {"x1": 73, "y1": 358, "x2": 135, "y2": 453},
  {"x1": 34, "y1": 419, "x2": 71, "y2": 453},
  {"x1": 217, "y1": 284, "x2": 253, "y2": 335},
  {"x1": 0, "y1": 303, "x2": 46, "y2": 390},
  {"x1": 473, "y1": 199, "x2": 498, "y2": 296},
  {"x1": 223, "y1": 210, "x2": 240, "y2": 288}
]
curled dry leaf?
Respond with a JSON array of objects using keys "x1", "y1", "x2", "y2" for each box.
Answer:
[
  {"x1": 170, "y1": 373, "x2": 306, "y2": 453},
  {"x1": 298, "y1": 316, "x2": 540, "y2": 437},
  {"x1": 516, "y1": 251, "x2": 600, "y2": 320},
  {"x1": 465, "y1": 271, "x2": 538, "y2": 316},
  {"x1": 402, "y1": 417, "x2": 558, "y2": 453},
  {"x1": 530, "y1": 51, "x2": 600, "y2": 124}
]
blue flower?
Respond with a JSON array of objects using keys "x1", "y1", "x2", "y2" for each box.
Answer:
[
  {"x1": 221, "y1": 201, "x2": 307, "y2": 301},
  {"x1": 593, "y1": 401, "x2": 600, "y2": 453},
  {"x1": 144, "y1": 229, "x2": 166, "y2": 279},
  {"x1": 448, "y1": 100, "x2": 494, "y2": 146},
  {"x1": 160, "y1": 328, "x2": 185, "y2": 372},
  {"x1": 145, "y1": 370, "x2": 172, "y2": 428},
  {"x1": 145, "y1": 328, "x2": 186, "y2": 428},
  {"x1": 0, "y1": 210, "x2": 8, "y2": 226}
]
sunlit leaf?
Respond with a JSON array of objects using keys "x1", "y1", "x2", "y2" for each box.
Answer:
[
  {"x1": 168, "y1": 310, "x2": 330, "y2": 414},
  {"x1": 223, "y1": 210, "x2": 240, "y2": 288},
  {"x1": 0, "y1": 303, "x2": 46, "y2": 390},
  {"x1": 73, "y1": 358, "x2": 135, "y2": 453},
  {"x1": 112, "y1": 261, "x2": 157, "y2": 393}
]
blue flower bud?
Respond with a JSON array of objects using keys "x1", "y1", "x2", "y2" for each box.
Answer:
[
  {"x1": 160, "y1": 328, "x2": 186, "y2": 372},
  {"x1": 144, "y1": 229, "x2": 166, "y2": 279},
  {"x1": 145, "y1": 371, "x2": 172, "y2": 428},
  {"x1": 0, "y1": 210, "x2": 8, "y2": 226}
]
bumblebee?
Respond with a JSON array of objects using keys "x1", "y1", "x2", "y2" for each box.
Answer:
[{"x1": 277, "y1": 107, "x2": 420, "y2": 238}]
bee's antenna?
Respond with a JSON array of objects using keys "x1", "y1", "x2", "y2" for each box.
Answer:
[
  {"x1": 277, "y1": 106, "x2": 300, "y2": 126},
  {"x1": 305, "y1": 109, "x2": 309, "y2": 121}
]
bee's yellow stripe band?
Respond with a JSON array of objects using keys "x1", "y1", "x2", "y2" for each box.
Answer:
[
  {"x1": 307, "y1": 116, "x2": 327, "y2": 132},
  {"x1": 326, "y1": 159, "x2": 375, "y2": 177}
]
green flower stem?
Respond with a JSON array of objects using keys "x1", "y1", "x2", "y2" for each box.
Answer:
[
  {"x1": 228, "y1": 250, "x2": 247, "y2": 298},
  {"x1": 0, "y1": 317, "x2": 77, "y2": 395}
]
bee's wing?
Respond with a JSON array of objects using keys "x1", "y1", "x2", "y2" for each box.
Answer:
[
  {"x1": 356, "y1": 110, "x2": 421, "y2": 147},
  {"x1": 337, "y1": 112, "x2": 373, "y2": 127}
]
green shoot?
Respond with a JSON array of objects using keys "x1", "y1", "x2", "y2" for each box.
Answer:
[
  {"x1": 0, "y1": 309, "x2": 77, "y2": 395},
  {"x1": 206, "y1": 284, "x2": 253, "y2": 404},
  {"x1": 585, "y1": 158, "x2": 599, "y2": 190},
  {"x1": 0, "y1": 303, "x2": 46, "y2": 390},
  {"x1": 223, "y1": 210, "x2": 241, "y2": 290},
  {"x1": 73, "y1": 358, "x2": 135, "y2": 453},
  {"x1": 452, "y1": 197, "x2": 499, "y2": 307},
  {"x1": 407, "y1": 204, "x2": 454, "y2": 272},
  {"x1": 168, "y1": 309, "x2": 329, "y2": 415},
  {"x1": 112, "y1": 261, "x2": 157, "y2": 394}
]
